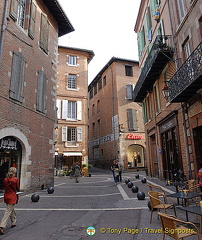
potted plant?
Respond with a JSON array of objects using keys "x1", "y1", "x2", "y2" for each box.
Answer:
[{"x1": 82, "y1": 164, "x2": 93, "y2": 177}]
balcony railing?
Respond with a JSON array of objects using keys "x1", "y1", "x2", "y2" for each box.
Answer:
[
  {"x1": 133, "y1": 35, "x2": 174, "y2": 102},
  {"x1": 168, "y1": 42, "x2": 202, "y2": 102}
]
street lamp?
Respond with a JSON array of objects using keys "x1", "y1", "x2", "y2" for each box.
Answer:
[{"x1": 162, "y1": 83, "x2": 169, "y2": 99}]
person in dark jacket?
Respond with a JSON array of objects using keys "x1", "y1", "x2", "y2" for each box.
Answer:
[{"x1": 0, "y1": 167, "x2": 20, "y2": 235}]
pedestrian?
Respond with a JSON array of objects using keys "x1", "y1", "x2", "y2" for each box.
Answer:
[
  {"x1": 111, "y1": 160, "x2": 119, "y2": 184},
  {"x1": 73, "y1": 162, "x2": 81, "y2": 183},
  {"x1": 117, "y1": 161, "x2": 123, "y2": 182},
  {"x1": 0, "y1": 167, "x2": 20, "y2": 235},
  {"x1": 70, "y1": 162, "x2": 76, "y2": 179}
]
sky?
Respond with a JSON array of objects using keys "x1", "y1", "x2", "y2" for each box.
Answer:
[{"x1": 58, "y1": 0, "x2": 141, "y2": 83}]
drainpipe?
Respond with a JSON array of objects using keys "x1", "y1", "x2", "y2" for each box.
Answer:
[
  {"x1": 167, "y1": 0, "x2": 192, "y2": 178},
  {"x1": 0, "y1": 0, "x2": 8, "y2": 64}
]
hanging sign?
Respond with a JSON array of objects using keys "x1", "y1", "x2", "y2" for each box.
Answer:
[
  {"x1": 0, "y1": 138, "x2": 18, "y2": 150},
  {"x1": 126, "y1": 134, "x2": 143, "y2": 140}
]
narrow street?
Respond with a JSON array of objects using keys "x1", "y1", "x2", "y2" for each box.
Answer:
[{"x1": 0, "y1": 169, "x2": 200, "y2": 240}]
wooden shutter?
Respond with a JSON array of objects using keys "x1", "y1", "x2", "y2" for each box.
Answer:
[
  {"x1": 62, "y1": 126, "x2": 67, "y2": 141},
  {"x1": 10, "y1": 0, "x2": 19, "y2": 21},
  {"x1": 150, "y1": 0, "x2": 157, "y2": 16},
  {"x1": 10, "y1": 51, "x2": 26, "y2": 102},
  {"x1": 28, "y1": 2, "x2": 36, "y2": 39},
  {"x1": 126, "y1": 84, "x2": 133, "y2": 100},
  {"x1": 36, "y1": 71, "x2": 46, "y2": 113},
  {"x1": 62, "y1": 100, "x2": 68, "y2": 119},
  {"x1": 40, "y1": 14, "x2": 49, "y2": 54},
  {"x1": 77, "y1": 101, "x2": 82, "y2": 120},
  {"x1": 56, "y1": 99, "x2": 61, "y2": 119},
  {"x1": 77, "y1": 127, "x2": 82, "y2": 142},
  {"x1": 127, "y1": 109, "x2": 138, "y2": 131}
]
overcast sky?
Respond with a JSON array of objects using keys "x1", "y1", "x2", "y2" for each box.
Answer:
[{"x1": 58, "y1": 0, "x2": 141, "y2": 83}]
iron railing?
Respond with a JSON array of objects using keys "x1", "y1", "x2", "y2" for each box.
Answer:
[
  {"x1": 133, "y1": 35, "x2": 174, "y2": 102},
  {"x1": 168, "y1": 42, "x2": 202, "y2": 102}
]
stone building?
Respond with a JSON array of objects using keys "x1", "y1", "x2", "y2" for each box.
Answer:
[
  {"x1": 88, "y1": 57, "x2": 145, "y2": 170},
  {"x1": 134, "y1": 0, "x2": 202, "y2": 180},
  {"x1": 55, "y1": 46, "x2": 94, "y2": 171},
  {"x1": 0, "y1": 0, "x2": 74, "y2": 191}
]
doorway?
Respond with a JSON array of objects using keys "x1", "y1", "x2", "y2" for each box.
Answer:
[{"x1": 0, "y1": 137, "x2": 22, "y2": 189}]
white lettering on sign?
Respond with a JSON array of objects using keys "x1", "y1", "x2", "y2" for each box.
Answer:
[{"x1": 0, "y1": 138, "x2": 17, "y2": 150}]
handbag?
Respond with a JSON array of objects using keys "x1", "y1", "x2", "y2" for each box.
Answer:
[{"x1": 7, "y1": 178, "x2": 19, "y2": 204}]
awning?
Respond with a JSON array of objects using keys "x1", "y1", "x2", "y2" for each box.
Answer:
[{"x1": 63, "y1": 152, "x2": 82, "y2": 156}]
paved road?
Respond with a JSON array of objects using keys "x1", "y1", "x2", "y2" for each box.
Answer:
[{"x1": 0, "y1": 170, "x2": 200, "y2": 239}]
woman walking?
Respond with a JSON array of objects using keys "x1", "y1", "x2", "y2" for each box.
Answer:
[{"x1": 0, "y1": 167, "x2": 20, "y2": 235}]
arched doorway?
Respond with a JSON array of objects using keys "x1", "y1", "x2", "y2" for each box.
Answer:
[
  {"x1": 127, "y1": 144, "x2": 145, "y2": 168},
  {"x1": 0, "y1": 136, "x2": 22, "y2": 189}
]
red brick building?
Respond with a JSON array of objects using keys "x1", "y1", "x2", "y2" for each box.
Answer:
[
  {"x1": 88, "y1": 57, "x2": 145, "y2": 170},
  {"x1": 0, "y1": 0, "x2": 74, "y2": 191},
  {"x1": 134, "y1": 0, "x2": 202, "y2": 180},
  {"x1": 55, "y1": 46, "x2": 94, "y2": 172}
]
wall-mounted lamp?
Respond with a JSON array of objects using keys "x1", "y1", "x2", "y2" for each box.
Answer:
[{"x1": 162, "y1": 82, "x2": 169, "y2": 99}]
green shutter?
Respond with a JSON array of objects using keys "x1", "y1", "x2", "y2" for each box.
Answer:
[
  {"x1": 150, "y1": 0, "x2": 157, "y2": 16},
  {"x1": 28, "y1": 2, "x2": 36, "y2": 39}
]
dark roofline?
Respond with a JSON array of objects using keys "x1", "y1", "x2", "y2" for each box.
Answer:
[
  {"x1": 88, "y1": 57, "x2": 139, "y2": 90},
  {"x1": 43, "y1": 0, "x2": 74, "y2": 37},
  {"x1": 58, "y1": 45, "x2": 95, "y2": 63}
]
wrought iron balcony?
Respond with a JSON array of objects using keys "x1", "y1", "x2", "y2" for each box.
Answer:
[
  {"x1": 168, "y1": 42, "x2": 202, "y2": 102},
  {"x1": 133, "y1": 35, "x2": 174, "y2": 102}
]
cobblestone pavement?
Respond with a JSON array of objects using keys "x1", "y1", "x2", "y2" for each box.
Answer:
[{"x1": 0, "y1": 169, "x2": 201, "y2": 239}]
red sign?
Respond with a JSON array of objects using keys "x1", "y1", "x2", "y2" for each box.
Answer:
[{"x1": 126, "y1": 133, "x2": 142, "y2": 140}]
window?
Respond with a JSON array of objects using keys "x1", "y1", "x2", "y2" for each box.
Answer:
[
  {"x1": 92, "y1": 122, "x2": 95, "y2": 138},
  {"x1": 146, "y1": 7, "x2": 152, "y2": 42},
  {"x1": 127, "y1": 109, "x2": 138, "y2": 131},
  {"x1": 10, "y1": 0, "x2": 36, "y2": 38},
  {"x1": 142, "y1": 101, "x2": 148, "y2": 124},
  {"x1": 67, "y1": 128, "x2": 76, "y2": 141},
  {"x1": 97, "y1": 100, "x2": 100, "y2": 112},
  {"x1": 68, "y1": 55, "x2": 77, "y2": 65},
  {"x1": 92, "y1": 104, "x2": 95, "y2": 115},
  {"x1": 36, "y1": 70, "x2": 47, "y2": 113},
  {"x1": 138, "y1": 28, "x2": 146, "y2": 58},
  {"x1": 98, "y1": 79, "x2": 102, "y2": 91},
  {"x1": 177, "y1": 0, "x2": 186, "y2": 22},
  {"x1": 146, "y1": 95, "x2": 152, "y2": 120},
  {"x1": 103, "y1": 76, "x2": 106, "y2": 86},
  {"x1": 126, "y1": 84, "x2": 134, "y2": 100},
  {"x1": 89, "y1": 89, "x2": 93, "y2": 99},
  {"x1": 97, "y1": 119, "x2": 100, "y2": 137},
  {"x1": 68, "y1": 74, "x2": 76, "y2": 89},
  {"x1": 40, "y1": 14, "x2": 49, "y2": 54},
  {"x1": 10, "y1": 51, "x2": 26, "y2": 102},
  {"x1": 68, "y1": 101, "x2": 76, "y2": 119},
  {"x1": 154, "y1": 84, "x2": 160, "y2": 113},
  {"x1": 62, "y1": 126, "x2": 67, "y2": 141},
  {"x1": 94, "y1": 84, "x2": 97, "y2": 96},
  {"x1": 125, "y1": 66, "x2": 133, "y2": 76}
]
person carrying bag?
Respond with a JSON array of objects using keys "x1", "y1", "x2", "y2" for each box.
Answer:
[{"x1": 0, "y1": 167, "x2": 20, "y2": 235}]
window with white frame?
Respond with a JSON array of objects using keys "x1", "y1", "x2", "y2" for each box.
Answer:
[
  {"x1": 68, "y1": 101, "x2": 76, "y2": 119},
  {"x1": 68, "y1": 55, "x2": 77, "y2": 65},
  {"x1": 177, "y1": 0, "x2": 186, "y2": 22},
  {"x1": 68, "y1": 74, "x2": 77, "y2": 89},
  {"x1": 67, "y1": 127, "x2": 76, "y2": 141}
]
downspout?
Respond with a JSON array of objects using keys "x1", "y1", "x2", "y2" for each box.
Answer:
[
  {"x1": 0, "y1": 0, "x2": 8, "y2": 64},
  {"x1": 167, "y1": 0, "x2": 192, "y2": 178}
]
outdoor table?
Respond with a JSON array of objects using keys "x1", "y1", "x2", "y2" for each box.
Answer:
[
  {"x1": 167, "y1": 192, "x2": 200, "y2": 207},
  {"x1": 179, "y1": 206, "x2": 202, "y2": 233}
]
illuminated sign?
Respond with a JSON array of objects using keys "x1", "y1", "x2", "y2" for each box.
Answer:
[{"x1": 126, "y1": 134, "x2": 142, "y2": 140}]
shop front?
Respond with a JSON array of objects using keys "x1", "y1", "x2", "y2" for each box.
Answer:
[{"x1": 0, "y1": 136, "x2": 22, "y2": 189}]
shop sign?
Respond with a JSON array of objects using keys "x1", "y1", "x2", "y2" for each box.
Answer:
[
  {"x1": 0, "y1": 138, "x2": 18, "y2": 150},
  {"x1": 126, "y1": 134, "x2": 142, "y2": 140}
]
